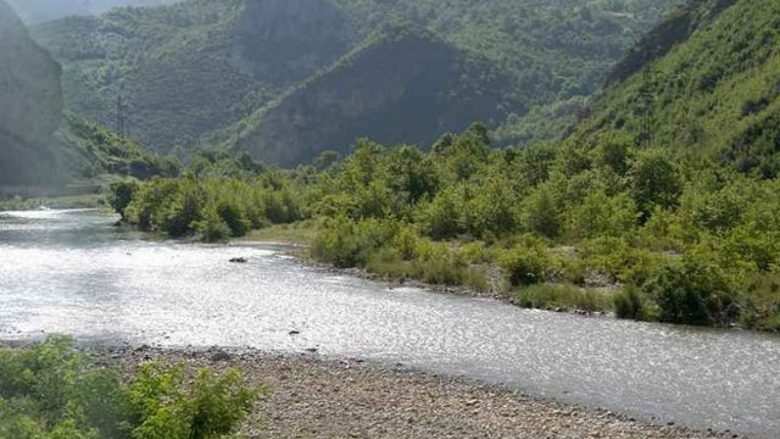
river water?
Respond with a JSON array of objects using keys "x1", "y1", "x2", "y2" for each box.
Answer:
[{"x1": 0, "y1": 209, "x2": 778, "y2": 437}]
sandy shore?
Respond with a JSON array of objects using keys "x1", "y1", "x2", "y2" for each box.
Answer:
[{"x1": 80, "y1": 344, "x2": 733, "y2": 439}]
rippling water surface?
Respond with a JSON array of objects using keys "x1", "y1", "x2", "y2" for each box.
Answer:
[{"x1": 1, "y1": 209, "x2": 778, "y2": 437}]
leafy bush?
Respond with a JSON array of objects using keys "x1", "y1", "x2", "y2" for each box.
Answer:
[
  {"x1": 614, "y1": 287, "x2": 651, "y2": 320},
  {"x1": 194, "y1": 207, "x2": 232, "y2": 243},
  {"x1": 0, "y1": 336, "x2": 260, "y2": 439},
  {"x1": 498, "y1": 236, "x2": 551, "y2": 286},
  {"x1": 641, "y1": 257, "x2": 738, "y2": 326},
  {"x1": 108, "y1": 179, "x2": 140, "y2": 220}
]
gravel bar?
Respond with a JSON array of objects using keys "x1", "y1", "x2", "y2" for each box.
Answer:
[{"x1": 82, "y1": 344, "x2": 735, "y2": 439}]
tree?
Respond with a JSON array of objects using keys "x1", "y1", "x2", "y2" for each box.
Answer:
[
  {"x1": 628, "y1": 149, "x2": 682, "y2": 219},
  {"x1": 108, "y1": 179, "x2": 140, "y2": 220}
]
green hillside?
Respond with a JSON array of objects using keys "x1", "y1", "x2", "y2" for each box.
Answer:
[
  {"x1": 32, "y1": 0, "x2": 358, "y2": 155},
  {"x1": 236, "y1": 27, "x2": 516, "y2": 166},
  {"x1": 575, "y1": 0, "x2": 780, "y2": 176},
  {"x1": 32, "y1": 0, "x2": 681, "y2": 163},
  {"x1": 5, "y1": 0, "x2": 179, "y2": 24},
  {"x1": 336, "y1": 0, "x2": 682, "y2": 143},
  {"x1": 116, "y1": 0, "x2": 780, "y2": 331}
]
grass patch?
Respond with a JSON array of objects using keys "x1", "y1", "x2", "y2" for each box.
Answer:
[
  {"x1": 516, "y1": 283, "x2": 615, "y2": 313},
  {"x1": 244, "y1": 219, "x2": 321, "y2": 245}
]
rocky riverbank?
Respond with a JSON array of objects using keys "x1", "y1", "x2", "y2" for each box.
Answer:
[{"x1": 84, "y1": 344, "x2": 729, "y2": 439}]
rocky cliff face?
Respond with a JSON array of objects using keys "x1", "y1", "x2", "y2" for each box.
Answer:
[
  {"x1": 0, "y1": 0, "x2": 63, "y2": 185},
  {"x1": 240, "y1": 31, "x2": 515, "y2": 166}
]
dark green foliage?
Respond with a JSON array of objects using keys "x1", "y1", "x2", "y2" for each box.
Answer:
[
  {"x1": 108, "y1": 179, "x2": 139, "y2": 219},
  {"x1": 63, "y1": 117, "x2": 181, "y2": 180},
  {"x1": 628, "y1": 149, "x2": 682, "y2": 218},
  {"x1": 32, "y1": 0, "x2": 358, "y2": 155},
  {"x1": 0, "y1": 336, "x2": 260, "y2": 439},
  {"x1": 642, "y1": 257, "x2": 737, "y2": 326},
  {"x1": 614, "y1": 288, "x2": 649, "y2": 320}
]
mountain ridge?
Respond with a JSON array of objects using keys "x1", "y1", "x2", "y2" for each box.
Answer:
[{"x1": 31, "y1": 0, "x2": 683, "y2": 164}]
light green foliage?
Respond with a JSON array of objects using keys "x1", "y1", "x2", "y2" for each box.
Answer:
[
  {"x1": 498, "y1": 236, "x2": 551, "y2": 287},
  {"x1": 576, "y1": 0, "x2": 780, "y2": 176},
  {"x1": 0, "y1": 337, "x2": 260, "y2": 439},
  {"x1": 128, "y1": 363, "x2": 257, "y2": 439},
  {"x1": 628, "y1": 149, "x2": 682, "y2": 218},
  {"x1": 564, "y1": 191, "x2": 639, "y2": 240},
  {"x1": 117, "y1": 157, "x2": 306, "y2": 240},
  {"x1": 120, "y1": 91, "x2": 780, "y2": 329}
]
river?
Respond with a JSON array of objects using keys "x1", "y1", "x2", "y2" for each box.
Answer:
[{"x1": 0, "y1": 209, "x2": 778, "y2": 437}]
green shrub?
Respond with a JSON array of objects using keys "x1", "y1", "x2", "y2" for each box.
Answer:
[
  {"x1": 366, "y1": 247, "x2": 413, "y2": 278},
  {"x1": 128, "y1": 363, "x2": 258, "y2": 439},
  {"x1": 416, "y1": 186, "x2": 465, "y2": 240},
  {"x1": 738, "y1": 271, "x2": 780, "y2": 331},
  {"x1": 641, "y1": 257, "x2": 737, "y2": 326},
  {"x1": 462, "y1": 267, "x2": 491, "y2": 293},
  {"x1": 498, "y1": 236, "x2": 551, "y2": 286},
  {"x1": 216, "y1": 200, "x2": 251, "y2": 238},
  {"x1": 108, "y1": 179, "x2": 140, "y2": 220},
  {"x1": 0, "y1": 336, "x2": 260, "y2": 439},
  {"x1": 194, "y1": 207, "x2": 231, "y2": 243},
  {"x1": 412, "y1": 239, "x2": 467, "y2": 285},
  {"x1": 614, "y1": 287, "x2": 651, "y2": 320}
]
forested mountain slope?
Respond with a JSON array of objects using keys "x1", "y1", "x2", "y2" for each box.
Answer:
[
  {"x1": 0, "y1": 0, "x2": 63, "y2": 186},
  {"x1": 5, "y1": 0, "x2": 180, "y2": 24},
  {"x1": 32, "y1": 0, "x2": 359, "y2": 155},
  {"x1": 237, "y1": 27, "x2": 516, "y2": 166},
  {"x1": 575, "y1": 0, "x2": 780, "y2": 177},
  {"x1": 335, "y1": 0, "x2": 682, "y2": 144},
  {"x1": 32, "y1": 0, "x2": 681, "y2": 163}
]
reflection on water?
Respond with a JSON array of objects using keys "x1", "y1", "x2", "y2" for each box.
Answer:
[{"x1": 0, "y1": 210, "x2": 778, "y2": 437}]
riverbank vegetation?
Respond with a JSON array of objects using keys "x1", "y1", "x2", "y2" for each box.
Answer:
[
  {"x1": 0, "y1": 336, "x2": 260, "y2": 439},
  {"x1": 107, "y1": 0, "x2": 780, "y2": 331},
  {"x1": 110, "y1": 123, "x2": 780, "y2": 331}
]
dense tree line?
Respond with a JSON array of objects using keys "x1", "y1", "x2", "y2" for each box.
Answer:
[{"x1": 112, "y1": 124, "x2": 780, "y2": 331}]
